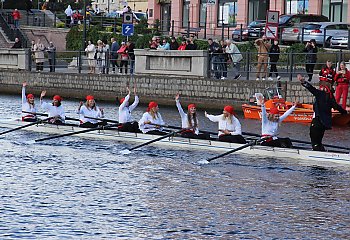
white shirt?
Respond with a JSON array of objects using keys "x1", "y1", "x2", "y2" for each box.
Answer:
[
  {"x1": 206, "y1": 114, "x2": 242, "y2": 136},
  {"x1": 85, "y1": 44, "x2": 96, "y2": 59},
  {"x1": 21, "y1": 86, "x2": 37, "y2": 118},
  {"x1": 261, "y1": 104, "x2": 296, "y2": 137},
  {"x1": 77, "y1": 105, "x2": 103, "y2": 124},
  {"x1": 41, "y1": 100, "x2": 65, "y2": 122},
  {"x1": 176, "y1": 100, "x2": 199, "y2": 134},
  {"x1": 138, "y1": 112, "x2": 165, "y2": 133},
  {"x1": 118, "y1": 94, "x2": 139, "y2": 123}
]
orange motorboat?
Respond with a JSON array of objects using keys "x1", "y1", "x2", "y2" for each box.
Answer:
[{"x1": 242, "y1": 87, "x2": 350, "y2": 125}]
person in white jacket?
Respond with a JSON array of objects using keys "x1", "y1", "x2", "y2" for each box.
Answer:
[
  {"x1": 21, "y1": 82, "x2": 37, "y2": 122},
  {"x1": 77, "y1": 95, "x2": 104, "y2": 128},
  {"x1": 225, "y1": 39, "x2": 243, "y2": 80},
  {"x1": 85, "y1": 40, "x2": 96, "y2": 74},
  {"x1": 138, "y1": 101, "x2": 166, "y2": 135},
  {"x1": 118, "y1": 86, "x2": 140, "y2": 132},
  {"x1": 175, "y1": 93, "x2": 209, "y2": 139},
  {"x1": 205, "y1": 105, "x2": 246, "y2": 143},
  {"x1": 40, "y1": 90, "x2": 65, "y2": 124},
  {"x1": 257, "y1": 94, "x2": 297, "y2": 148}
]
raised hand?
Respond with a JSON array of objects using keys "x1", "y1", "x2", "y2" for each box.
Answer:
[
  {"x1": 126, "y1": 86, "x2": 130, "y2": 95},
  {"x1": 204, "y1": 111, "x2": 208, "y2": 117},
  {"x1": 22, "y1": 82, "x2": 27, "y2": 87},
  {"x1": 40, "y1": 90, "x2": 46, "y2": 98},
  {"x1": 297, "y1": 74, "x2": 305, "y2": 83},
  {"x1": 175, "y1": 93, "x2": 180, "y2": 101},
  {"x1": 133, "y1": 85, "x2": 137, "y2": 95}
]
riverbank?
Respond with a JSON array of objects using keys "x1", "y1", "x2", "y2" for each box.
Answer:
[{"x1": 0, "y1": 70, "x2": 316, "y2": 110}]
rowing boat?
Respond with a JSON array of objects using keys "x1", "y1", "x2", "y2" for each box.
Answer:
[{"x1": 0, "y1": 119, "x2": 349, "y2": 166}]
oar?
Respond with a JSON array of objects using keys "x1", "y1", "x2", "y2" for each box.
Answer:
[
  {"x1": 120, "y1": 129, "x2": 183, "y2": 154},
  {"x1": 35, "y1": 123, "x2": 120, "y2": 142},
  {"x1": 205, "y1": 138, "x2": 267, "y2": 163},
  {"x1": 22, "y1": 111, "x2": 80, "y2": 122},
  {"x1": 84, "y1": 116, "x2": 119, "y2": 124},
  {"x1": 242, "y1": 131, "x2": 350, "y2": 151},
  {"x1": 0, "y1": 117, "x2": 52, "y2": 136}
]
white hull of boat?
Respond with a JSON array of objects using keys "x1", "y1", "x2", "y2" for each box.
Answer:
[{"x1": 1, "y1": 120, "x2": 350, "y2": 166}]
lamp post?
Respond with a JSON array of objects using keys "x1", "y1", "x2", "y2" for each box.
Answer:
[{"x1": 83, "y1": 0, "x2": 87, "y2": 50}]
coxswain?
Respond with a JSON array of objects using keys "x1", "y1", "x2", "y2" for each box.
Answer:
[
  {"x1": 40, "y1": 91, "x2": 65, "y2": 124},
  {"x1": 334, "y1": 61, "x2": 350, "y2": 109},
  {"x1": 318, "y1": 60, "x2": 335, "y2": 87},
  {"x1": 138, "y1": 101, "x2": 166, "y2": 135},
  {"x1": 298, "y1": 74, "x2": 348, "y2": 151},
  {"x1": 175, "y1": 93, "x2": 209, "y2": 139},
  {"x1": 257, "y1": 94, "x2": 296, "y2": 148},
  {"x1": 118, "y1": 86, "x2": 140, "y2": 132},
  {"x1": 21, "y1": 82, "x2": 37, "y2": 122},
  {"x1": 205, "y1": 105, "x2": 246, "y2": 144},
  {"x1": 77, "y1": 95, "x2": 104, "y2": 128}
]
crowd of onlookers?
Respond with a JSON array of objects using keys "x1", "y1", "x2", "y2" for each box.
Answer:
[{"x1": 30, "y1": 39, "x2": 57, "y2": 72}]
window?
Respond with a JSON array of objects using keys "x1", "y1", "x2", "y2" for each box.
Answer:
[
  {"x1": 217, "y1": 0, "x2": 237, "y2": 27},
  {"x1": 285, "y1": 0, "x2": 309, "y2": 14},
  {"x1": 199, "y1": 0, "x2": 207, "y2": 28},
  {"x1": 322, "y1": 0, "x2": 347, "y2": 22},
  {"x1": 182, "y1": 0, "x2": 190, "y2": 27}
]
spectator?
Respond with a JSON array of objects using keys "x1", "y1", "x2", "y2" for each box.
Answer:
[
  {"x1": 46, "y1": 41, "x2": 56, "y2": 72},
  {"x1": 220, "y1": 40, "x2": 228, "y2": 80},
  {"x1": 94, "y1": 4, "x2": 101, "y2": 15},
  {"x1": 185, "y1": 39, "x2": 196, "y2": 50},
  {"x1": 85, "y1": 40, "x2": 96, "y2": 74},
  {"x1": 255, "y1": 36, "x2": 271, "y2": 81},
  {"x1": 72, "y1": 10, "x2": 81, "y2": 25},
  {"x1": 118, "y1": 42, "x2": 128, "y2": 74},
  {"x1": 170, "y1": 37, "x2": 179, "y2": 50},
  {"x1": 208, "y1": 38, "x2": 222, "y2": 80},
  {"x1": 189, "y1": 36, "x2": 197, "y2": 50},
  {"x1": 64, "y1": 5, "x2": 73, "y2": 27},
  {"x1": 127, "y1": 40, "x2": 135, "y2": 75},
  {"x1": 319, "y1": 60, "x2": 335, "y2": 88},
  {"x1": 123, "y1": 5, "x2": 129, "y2": 13},
  {"x1": 11, "y1": 38, "x2": 22, "y2": 49},
  {"x1": 33, "y1": 39, "x2": 45, "y2": 72},
  {"x1": 268, "y1": 39, "x2": 281, "y2": 81},
  {"x1": 42, "y1": 1, "x2": 48, "y2": 10},
  {"x1": 31, "y1": 40, "x2": 35, "y2": 62},
  {"x1": 103, "y1": 39, "x2": 110, "y2": 74},
  {"x1": 110, "y1": 38, "x2": 119, "y2": 74},
  {"x1": 304, "y1": 39, "x2": 318, "y2": 82},
  {"x1": 225, "y1": 39, "x2": 242, "y2": 80},
  {"x1": 96, "y1": 40, "x2": 106, "y2": 74},
  {"x1": 157, "y1": 39, "x2": 170, "y2": 50},
  {"x1": 25, "y1": 0, "x2": 33, "y2": 14},
  {"x1": 12, "y1": 9, "x2": 21, "y2": 29},
  {"x1": 149, "y1": 37, "x2": 158, "y2": 49},
  {"x1": 334, "y1": 61, "x2": 350, "y2": 109},
  {"x1": 178, "y1": 40, "x2": 186, "y2": 50}
]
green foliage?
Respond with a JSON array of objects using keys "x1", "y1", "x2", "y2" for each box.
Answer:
[
  {"x1": 55, "y1": 22, "x2": 66, "y2": 28},
  {"x1": 195, "y1": 39, "x2": 208, "y2": 50},
  {"x1": 134, "y1": 18, "x2": 152, "y2": 35},
  {"x1": 135, "y1": 34, "x2": 153, "y2": 49},
  {"x1": 66, "y1": 26, "x2": 83, "y2": 50}
]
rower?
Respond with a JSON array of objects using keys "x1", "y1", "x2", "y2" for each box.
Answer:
[
  {"x1": 175, "y1": 93, "x2": 209, "y2": 139},
  {"x1": 138, "y1": 101, "x2": 167, "y2": 135},
  {"x1": 205, "y1": 105, "x2": 246, "y2": 144},
  {"x1": 21, "y1": 82, "x2": 37, "y2": 122},
  {"x1": 257, "y1": 94, "x2": 296, "y2": 148},
  {"x1": 40, "y1": 91, "x2": 65, "y2": 124},
  {"x1": 77, "y1": 95, "x2": 104, "y2": 128},
  {"x1": 118, "y1": 86, "x2": 140, "y2": 132},
  {"x1": 298, "y1": 74, "x2": 348, "y2": 151}
]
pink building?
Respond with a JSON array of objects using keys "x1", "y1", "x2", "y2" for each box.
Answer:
[{"x1": 147, "y1": 0, "x2": 350, "y2": 38}]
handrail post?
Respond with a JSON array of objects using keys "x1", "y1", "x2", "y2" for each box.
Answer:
[
  {"x1": 113, "y1": 17, "x2": 116, "y2": 34},
  {"x1": 43, "y1": 12, "x2": 46, "y2": 27},
  {"x1": 171, "y1": 20, "x2": 174, "y2": 37},
  {"x1": 239, "y1": 24, "x2": 242, "y2": 42},
  {"x1": 204, "y1": 18, "x2": 207, "y2": 39},
  {"x1": 187, "y1": 20, "x2": 190, "y2": 38},
  {"x1": 28, "y1": 48, "x2": 32, "y2": 72},
  {"x1": 323, "y1": 28, "x2": 327, "y2": 48},
  {"x1": 78, "y1": 50, "x2": 82, "y2": 74},
  {"x1": 106, "y1": 49, "x2": 110, "y2": 74},
  {"x1": 289, "y1": 51, "x2": 293, "y2": 81},
  {"x1": 301, "y1": 27, "x2": 304, "y2": 43},
  {"x1": 26, "y1": 12, "x2": 29, "y2": 25},
  {"x1": 246, "y1": 51, "x2": 250, "y2": 80},
  {"x1": 221, "y1": 19, "x2": 224, "y2": 40},
  {"x1": 54, "y1": 12, "x2": 56, "y2": 27}
]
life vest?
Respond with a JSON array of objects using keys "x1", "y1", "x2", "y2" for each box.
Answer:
[{"x1": 319, "y1": 67, "x2": 335, "y2": 84}]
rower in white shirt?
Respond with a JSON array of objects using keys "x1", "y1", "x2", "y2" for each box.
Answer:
[
  {"x1": 138, "y1": 101, "x2": 166, "y2": 135},
  {"x1": 21, "y1": 82, "x2": 37, "y2": 122},
  {"x1": 77, "y1": 95, "x2": 104, "y2": 128},
  {"x1": 40, "y1": 90, "x2": 65, "y2": 124},
  {"x1": 175, "y1": 93, "x2": 209, "y2": 139},
  {"x1": 118, "y1": 86, "x2": 140, "y2": 132},
  {"x1": 205, "y1": 105, "x2": 246, "y2": 144},
  {"x1": 257, "y1": 94, "x2": 297, "y2": 148}
]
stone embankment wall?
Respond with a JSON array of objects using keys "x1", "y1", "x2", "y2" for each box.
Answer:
[{"x1": 0, "y1": 70, "x2": 316, "y2": 109}]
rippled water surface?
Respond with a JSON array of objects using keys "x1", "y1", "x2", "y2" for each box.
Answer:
[{"x1": 0, "y1": 94, "x2": 349, "y2": 239}]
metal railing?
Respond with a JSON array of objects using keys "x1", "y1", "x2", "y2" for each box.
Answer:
[{"x1": 0, "y1": 12, "x2": 28, "y2": 47}]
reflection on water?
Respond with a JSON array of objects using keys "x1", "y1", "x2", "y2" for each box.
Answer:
[{"x1": 0, "y1": 94, "x2": 349, "y2": 239}]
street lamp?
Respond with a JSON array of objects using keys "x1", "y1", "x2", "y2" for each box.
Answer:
[{"x1": 83, "y1": 0, "x2": 87, "y2": 50}]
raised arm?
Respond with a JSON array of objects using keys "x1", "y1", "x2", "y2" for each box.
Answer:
[
  {"x1": 129, "y1": 87, "x2": 139, "y2": 112},
  {"x1": 21, "y1": 82, "x2": 27, "y2": 104},
  {"x1": 175, "y1": 93, "x2": 186, "y2": 118},
  {"x1": 279, "y1": 104, "x2": 296, "y2": 122},
  {"x1": 205, "y1": 111, "x2": 221, "y2": 122},
  {"x1": 119, "y1": 87, "x2": 131, "y2": 111}
]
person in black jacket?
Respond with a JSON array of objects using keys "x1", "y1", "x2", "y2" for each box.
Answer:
[
  {"x1": 304, "y1": 39, "x2": 318, "y2": 82},
  {"x1": 268, "y1": 39, "x2": 280, "y2": 81},
  {"x1": 297, "y1": 74, "x2": 348, "y2": 151},
  {"x1": 126, "y1": 40, "x2": 135, "y2": 75},
  {"x1": 11, "y1": 38, "x2": 22, "y2": 49},
  {"x1": 207, "y1": 38, "x2": 222, "y2": 79},
  {"x1": 169, "y1": 37, "x2": 179, "y2": 50}
]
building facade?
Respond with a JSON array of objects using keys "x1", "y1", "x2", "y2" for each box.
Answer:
[{"x1": 147, "y1": 0, "x2": 350, "y2": 38}]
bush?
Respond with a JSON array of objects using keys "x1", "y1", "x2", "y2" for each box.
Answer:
[{"x1": 55, "y1": 22, "x2": 66, "y2": 28}]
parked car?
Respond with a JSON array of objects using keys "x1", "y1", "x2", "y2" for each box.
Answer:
[
  {"x1": 279, "y1": 14, "x2": 329, "y2": 43},
  {"x1": 232, "y1": 20, "x2": 265, "y2": 41},
  {"x1": 105, "y1": 11, "x2": 146, "y2": 22},
  {"x1": 330, "y1": 35, "x2": 349, "y2": 49}
]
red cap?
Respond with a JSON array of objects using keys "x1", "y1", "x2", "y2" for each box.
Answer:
[
  {"x1": 269, "y1": 107, "x2": 280, "y2": 115},
  {"x1": 119, "y1": 97, "x2": 125, "y2": 104},
  {"x1": 224, "y1": 105, "x2": 234, "y2": 115},
  {"x1": 187, "y1": 103, "x2": 196, "y2": 111},
  {"x1": 27, "y1": 94, "x2": 34, "y2": 99},
  {"x1": 86, "y1": 95, "x2": 94, "y2": 101},
  {"x1": 53, "y1": 95, "x2": 62, "y2": 102},
  {"x1": 147, "y1": 101, "x2": 158, "y2": 112}
]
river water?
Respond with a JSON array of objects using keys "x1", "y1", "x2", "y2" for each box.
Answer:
[{"x1": 0, "y1": 94, "x2": 349, "y2": 239}]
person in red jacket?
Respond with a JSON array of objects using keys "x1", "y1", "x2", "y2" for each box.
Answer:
[
  {"x1": 319, "y1": 60, "x2": 335, "y2": 87},
  {"x1": 334, "y1": 61, "x2": 350, "y2": 109},
  {"x1": 12, "y1": 9, "x2": 21, "y2": 28}
]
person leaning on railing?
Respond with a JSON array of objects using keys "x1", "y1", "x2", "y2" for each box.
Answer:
[{"x1": 225, "y1": 39, "x2": 242, "y2": 80}]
